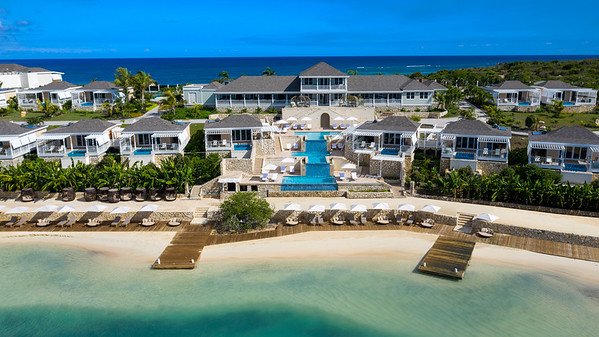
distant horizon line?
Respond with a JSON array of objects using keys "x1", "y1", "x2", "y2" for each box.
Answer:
[{"x1": 1, "y1": 54, "x2": 598, "y2": 61}]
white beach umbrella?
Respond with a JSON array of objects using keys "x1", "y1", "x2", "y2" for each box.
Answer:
[
  {"x1": 110, "y1": 206, "x2": 130, "y2": 215},
  {"x1": 300, "y1": 116, "x2": 312, "y2": 121},
  {"x1": 330, "y1": 203, "x2": 347, "y2": 211},
  {"x1": 140, "y1": 204, "x2": 159, "y2": 212},
  {"x1": 280, "y1": 157, "x2": 295, "y2": 164},
  {"x1": 263, "y1": 163, "x2": 278, "y2": 171},
  {"x1": 346, "y1": 116, "x2": 358, "y2": 121},
  {"x1": 86, "y1": 205, "x2": 107, "y2": 213},
  {"x1": 274, "y1": 119, "x2": 288, "y2": 125},
  {"x1": 287, "y1": 116, "x2": 298, "y2": 122},
  {"x1": 6, "y1": 206, "x2": 29, "y2": 214},
  {"x1": 308, "y1": 204, "x2": 326, "y2": 213},
  {"x1": 284, "y1": 203, "x2": 301, "y2": 211},
  {"x1": 341, "y1": 163, "x2": 357, "y2": 170},
  {"x1": 36, "y1": 205, "x2": 59, "y2": 213},
  {"x1": 421, "y1": 204, "x2": 441, "y2": 213},
  {"x1": 397, "y1": 203, "x2": 415, "y2": 211},
  {"x1": 373, "y1": 202, "x2": 390, "y2": 210},
  {"x1": 333, "y1": 116, "x2": 345, "y2": 121},
  {"x1": 474, "y1": 213, "x2": 499, "y2": 223},
  {"x1": 350, "y1": 204, "x2": 367, "y2": 212},
  {"x1": 57, "y1": 206, "x2": 75, "y2": 213}
]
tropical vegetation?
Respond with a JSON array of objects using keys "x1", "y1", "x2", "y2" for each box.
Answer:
[
  {"x1": 0, "y1": 155, "x2": 221, "y2": 194},
  {"x1": 215, "y1": 192, "x2": 274, "y2": 233}
]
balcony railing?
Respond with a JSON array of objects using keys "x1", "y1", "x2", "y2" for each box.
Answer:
[
  {"x1": 531, "y1": 156, "x2": 563, "y2": 168},
  {"x1": 207, "y1": 140, "x2": 232, "y2": 150},
  {"x1": 153, "y1": 143, "x2": 180, "y2": 153},
  {"x1": 477, "y1": 149, "x2": 508, "y2": 161},
  {"x1": 86, "y1": 142, "x2": 111, "y2": 155},
  {"x1": 38, "y1": 144, "x2": 68, "y2": 157}
]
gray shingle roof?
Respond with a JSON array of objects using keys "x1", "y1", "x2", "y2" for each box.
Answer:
[
  {"x1": 347, "y1": 75, "x2": 411, "y2": 92},
  {"x1": 489, "y1": 80, "x2": 533, "y2": 90},
  {"x1": 442, "y1": 119, "x2": 511, "y2": 137},
  {"x1": 204, "y1": 81, "x2": 225, "y2": 90},
  {"x1": 47, "y1": 119, "x2": 116, "y2": 134},
  {"x1": 356, "y1": 116, "x2": 419, "y2": 132},
  {"x1": 529, "y1": 126, "x2": 599, "y2": 145},
  {"x1": 216, "y1": 76, "x2": 300, "y2": 93},
  {"x1": 0, "y1": 64, "x2": 52, "y2": 73},
  {"x1": 123, "y1": 117, "x2": 188, "y2": 133},
  {"x1": 422, "y1": 80, "x2": 447, "y2": 90},
  {"x1": 535, "y1": 80, "x2": 579, "y2": 90},
  {"x1": 0, "y1": 121, "x2": 42, "y2": 136},
  {"x1": 299, "y1": 62, "x2": 347, "y2": 77},
  {"x1": 80, "y1": 81, "x2": 120, "y2": 90},
  {"x1": 34, "y1": 81, "x2": 79, "y2": 91},
  {"x1": 402, "y1": 79, "x2": 432, "y2": 91},
  {"x1": 204, "y1": 114, "x2": 263, "y2": 129}
]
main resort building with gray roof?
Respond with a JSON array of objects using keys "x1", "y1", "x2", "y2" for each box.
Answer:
[{"x1": 211, "y1": 62, "x2": 446, "y2": 110}]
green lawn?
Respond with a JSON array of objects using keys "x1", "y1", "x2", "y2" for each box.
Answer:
[
  {"x1": 0, "y1": 110, "x2": 106, "y2": 122},
  {"x1": 508, "y1": 111, "x2": 599, "y2": 130},
  {"x1": 167, "y1": 107, "x2": 215, "y2": 120},
  {"x1": 189, "y1": 123, "x2": 204, "y2": 136}
]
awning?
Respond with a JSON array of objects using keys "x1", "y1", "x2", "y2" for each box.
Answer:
[
  {"x1": 260, "y1": 125, "x2": 279, "y2": 133},
  {"x1": 353, "y1": 131, "x2": 382, "y2": 137},
  {"x1": 152, "y1": 132, "x2": 181, "y2": 138},
  {"x1": 86, "y1": 134, "x2": 110, "y2": 146},
  {"x1": 401, "y1": 133, "x2": 415, "y2": 139},
  {"x1": 530, "y1": 142, "x2": 565, "y2": 150},
  {"x1": 40, "y1": 134, "x2": 69, "y2": 140},
  {"x1": 178, "y1": 132, "x2": 190, "y2": 144},
  {"x1": 441, "y1": 135, "x2": 455, "y2": 140},
  {"x1": 9, "y1": 138, "x2": 22, "y2": 148},
  {"x1": 218, "y1": 175, "x2": 242, "y2": 183},
  {"x1": 478, "y1": 136, "x2": 509, "y2": 143},
  {"x1": 590, "y1": 146, "x2": 599, "y2": 153},
  {"x1": 56, "y1": 91, "x2": 70, "y2": 99}
]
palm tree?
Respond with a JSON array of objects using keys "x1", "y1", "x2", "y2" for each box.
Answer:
[
  {"x1": 262, "y1": 67, "x2": 276, "y2": 76},
  {"x1": 114, "y1": 67, "x2": 133, "y2": 103},
  {"x1": 215, "y1": 71, "x2": 230, "y2": 83},
  {"x1": 160, "y1": 89, "x2": 178, "y2": 113},
  {"x1": 133, "y1": 71, "x2": 155, "y2": 111}
]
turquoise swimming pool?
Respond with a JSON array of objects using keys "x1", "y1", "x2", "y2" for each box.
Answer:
[
  {"x1": 134, "y1": 148, "x2": 152, "y2": 155},
  {"x1": 282, "y1": 132, "x2": 339, "y2": 191},
  {"x1": 68, "y1": 150, "x2": 86, "y2": 157}
]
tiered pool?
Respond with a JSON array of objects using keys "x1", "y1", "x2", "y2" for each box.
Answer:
[{"x1": 281, "y1": 132, "x2": 338, "y2": 191}]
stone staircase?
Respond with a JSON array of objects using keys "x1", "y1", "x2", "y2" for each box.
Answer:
[
  {"x1": 191, "y1": 207, "x2": 210, "y2": 225},
  {"x1": 454, "y1": 212, "x2": 475, "y2": 234}
]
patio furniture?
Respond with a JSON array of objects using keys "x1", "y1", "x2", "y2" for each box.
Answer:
[
  {"x1": 107, "y1": 189, "x2": 120, "y2": 203},
  {"x1": 57, "y1": 214, "x2": 77, "y2": 228},
  {"x1": 13, "y1": 217, "x2": 28, "y2": 227},
  {"x1": 338, "y1": 172, "x2": 346, "y2": 181},
  {"x1": 261, "y1": 172, "x2": 269, "y2": 181},
  {"x1": 149, "y1": 188, "x2": 161, "y2": 201},
  {"x1": 420, "y1": 218, "x2": 435, "y2": 228},
  {"x1": 351, "y1": 172, "x2": 358, "y2": 181},
  {"x1": 62, "y1": 187, "x2": 75, "y2": 202},
  {"x1": 110, "y1": 216, "x2": 122, "y2": 227},
  {"x1": 286, "y1": 143, "x2": 292, "y2": 150},
  {"x1": 119, "y1": 214, "x2": 133, "y2": 227},
  {"x1": 98, "y1": 187, "x2": 110, "y2": 201},
  {"x1": 87, "y1": 218, "x2": 100, "y2": 227},
  {"x1": 164, "y1": 187, "x2": 177, "y2": 201},
  {"x1": 36, "y1": 218, "x2": 52, "y2": 227},
  {"x1": 135, "y1": 188, "x2": 147, "y2": 201},
  {"x1": 337, "y1": 143, "x2": 344, "y2": 151},
  {"x1": 280, "y1": 165, "x2": 286, "y2": 173},
  {"x1": 292, "y1": 143, "x2": 299, "y2": 150},
  {"x1": 285, "y1": 216, "x2": 299, "y2": 226},
  {"x1": 360, "y1": 141, "x2": 366, "y2": 148},
  {"x1": 21, "y1": 188, "x2": 34, "y2": 202},
  {"x1": 270, "y1": 173, "x2": 278, "y2": 182},
  {"x1": 331, "y1": 215, "x2": 345, "y2": 225},
  {"x1": 289, "y1": 166, "x2": 295, "y2": 174},
  {"x1": 221, "y1": 139, "x2": 227, "y2": 146},
  {"x1": 477, "y1": 228, "x2": 494, "y2": 238},
  {"x1": 84, "y1": 187, "x2": 97, "y2": 202},
  {"x1": 141, "y1": 218, "x2": 156, "y2": 227},
  {"x1": 332, "y1": 124, "x2": 338, "y2": 129},
  {"x1": 360, "y1": 215, "x2": 368, "y2": 225},
  {"x1": 405, "y1": 214, "x2": 415, "y2": 225},
  {"x1": 212, "y1": 140, "x2": 218, "y2": 147},
  {"x1": 376, "y1": 215, "x2": 390, "y2": 225},
  {"x1": 168, "y1": 218, "x2": 181, "y2": 227},
  {"x1": 4, "y1": 216, "x2": 19, "y2": 227},
  {"x1": 306, "y1": 124, "x2": 312, "y2": 129},
  {"x1": 369, "y1": 142, "x2": 376, "y2": 148},
  {"x1": 120, "y1": 187, "x2": 133, "y2": 201},
  {"x1": 331, "y1": 143, "x2": 337, "y2": 150}
]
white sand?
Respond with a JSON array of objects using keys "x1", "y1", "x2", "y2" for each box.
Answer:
[{"x1": 2, "y1": 230, "x2": 597, "y2": 285}]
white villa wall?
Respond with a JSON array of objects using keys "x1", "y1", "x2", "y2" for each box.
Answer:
[
  {"x1": 183, "y1": 87, "x2": 216, "y2": 107},
  {"x1": 0, "y1": 74, "x2": 23, "y2": 89},
  {"x1": 282, "y1": 107, "x2": 375, "y2": 128}
]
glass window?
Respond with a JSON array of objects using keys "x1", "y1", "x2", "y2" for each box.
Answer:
[
  {"x1": 75, "y1": 135, "x2": 86, "y2": 147},
  {"x1": 406, "y1": 92, "x2": 415, "y2": 99},
  {"x1": 420, "y1": 92, "x2": 429, "y2": 99}
]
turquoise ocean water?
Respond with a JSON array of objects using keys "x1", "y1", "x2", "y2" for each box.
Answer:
[{"x1": 0, "y1": 243, "x2": 598, "y2": 337}]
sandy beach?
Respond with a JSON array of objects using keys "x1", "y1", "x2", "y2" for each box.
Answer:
[{"x1": 2, "y1": 230, "x2": 598, "y2": 285}]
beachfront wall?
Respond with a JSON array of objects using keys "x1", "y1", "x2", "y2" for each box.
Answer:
[{"x1": 282, "y1": 107, "x2": 375, "y2": 129}]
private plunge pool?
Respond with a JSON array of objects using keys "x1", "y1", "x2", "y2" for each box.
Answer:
[
  {"x1": 67, "y1": 150, "x2": 87, "y2": 157},
  {"x1": 281, "y1": 132, "x2": 338, "y2": 191},
  {"x1": 134, "y1": 148, "x2": 153, "y2": 155}
]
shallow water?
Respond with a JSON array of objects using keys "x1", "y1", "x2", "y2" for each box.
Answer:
[{"x1": 0, "y1": 243, "x2": 598, "y2": 337}]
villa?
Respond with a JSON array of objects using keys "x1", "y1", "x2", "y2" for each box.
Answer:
[
  {"x1": 16, "y1": 81, "x2": 81, "y2": 110},
  {"x1": 71, "y1": 81, "x2": 124, "y2": 111},
  {"x1": 36, "y1": 119, "x2": 118, "y2": 168},
  {"x1": 0, "y1": 121, "x2": 47, "y2": 166},
  {"x1": 533, "y1": 80, "x2": 597, "y2": 110},
  {"x1": 212, "y1": 62, "x2": 445, "y2": 111},
  {"x1": 344, "y1": 116, "x2": 418, "y2": 181},
  {"x1": 440, "y1": 119, "x2": 511, "y2": 174},
  {"x1": 0, "y1": 89, "x2": 17, "y2": 108},
  {"x1": 119, "y1": 117, "x2": 190, "y2": 165},
  {"x1": 528, "y1": 126, "x2": 599, "y2": 184},
  {"x1": 183, "y1": 82, "x2": 224, "y2": 107},
  {"x1": 484, "y1": 80, "x2": 541, "y2": 111},
  {"x1": 0, "y1": 64, "x2": 63, "y2": 90},
  {"x1": 204, "y1": 114, "x2": 271, "y2": 158}
]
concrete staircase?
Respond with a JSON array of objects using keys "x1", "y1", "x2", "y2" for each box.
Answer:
[
  {"x1": 454, "y1": 213, "x2": 475, "y2": 234},
  {"x1": 191, "y1": 207, "x2": 210, "y2": 225}
]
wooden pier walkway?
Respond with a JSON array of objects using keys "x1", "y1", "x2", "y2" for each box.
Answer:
[
  {"x1": 152, "y1": 228, "x2": 211, "y2": 269},
  {"x1": 417, "y1": 236, "x2": 476, "y2": 279}
]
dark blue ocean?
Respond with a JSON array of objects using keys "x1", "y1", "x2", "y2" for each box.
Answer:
[{"x1": 1, "y1": 55, "x2": 596, "y2": 85}]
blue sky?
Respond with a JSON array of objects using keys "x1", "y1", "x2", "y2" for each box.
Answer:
[{"x1": 0, "y1": 0, "x2": 598, "y2": 59}]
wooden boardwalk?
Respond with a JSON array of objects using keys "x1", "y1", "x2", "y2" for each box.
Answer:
[
  {"x1": 152, "y1": 227, "x2": 211, "y2": 269},
  {"x1": 417, "y1": 236, "x2": 476, "y2": 279}
]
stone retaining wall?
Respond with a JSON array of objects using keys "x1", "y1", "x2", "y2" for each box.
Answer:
[
  {"x1": 346, "y1": 191, "x2": 395, "y2": 199},
  {"x1": 267, "y1": 190, "x2": 345, "y2": 198},
  {"x1": 222, "y1": 158, "x2": 253, "y2": 174},
  {"x1": 476, "y1": 161, "x2": 507, "y2": 175}
]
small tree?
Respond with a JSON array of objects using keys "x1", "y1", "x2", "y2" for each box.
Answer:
[
  {"x1": 216, "y1": 192, "x2": 273, "y2": 233},
  {"x1": 215, "y1": 71, "x2": 230, "y2": 83},
  {"x1": 550, "y1": 100, "x2": 564, "y2": 118},
  {"x1": 262, "y1": 67, "x2": 276, "y2": 76}
]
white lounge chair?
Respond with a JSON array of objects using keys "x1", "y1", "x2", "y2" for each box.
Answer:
[
  {"x1": 212, "y1": 140, "x2": 218, "y2": 147},
  {"x1": 270, "y1": 173, "x2": 278, "y2": 182},
  {"x1": 292, "y1": 124, "x2": 298, "y2": 130},
  {"x1": 483, "y1": 148, "x2": 489, "y2": 155},
  {"x1": 110, "y1": 216, "x2": 122, "y2": 227},
  {"x1": 351, "y1": 172, "x2": 358, "y2": 181},
  {"x1": 360, "y1": 141, "x2": 366, "y2": 148},
  {"x1": 331, "y1": 143, "x2": 337, "y2": 150},
  {"x1": 340, "y1": 124, "x2": 347, "y2": 129},
  {"x1": 306, "y1": 124, "x2": 312, "y2": 130},
  {"x1": 332, "y1": 124, "x2": 338, "y2": 129},
  {"x1": 337, "y1": 143, "x2": 344, "y2": 151},
  {"x1": 168, "y1": 218, "x2": 181, "y2": 227},
  {"x1": 36, "y1": 218, "x2": 51, "y2": 227},
  {"x1": 261, "y1": 172, "x2": 269, "y2": 181},
  {"x1": 369, "y1": 142, "x2": 376, "y2": 148},
  {"x1": 360, "y1": 215, "x2": 368, "y2": 225},
  {"x1": 141, "y1": 218, "x2": 155, "y2": 227},
  {"x1": 280, "y1": 165, "x2": 286, "y2": 173},
  {"x1": 338, "y1": 172, "x2": 346, "y2": 181},
  {"x1": 286, "y1": 143, "x2": 292, "y2": 150},
  {"x1": 292, "y1": 143, "x2": 299, "y2": 150},
  {"x1": 289, "y1": 166, "x2": 295, "y2": 174},
  {"x1": 221, "y1": 139, "x2": 227, "y2": 146},
  {"x1": 87, "y1": 218, "x2": 100, "y2": 227}
]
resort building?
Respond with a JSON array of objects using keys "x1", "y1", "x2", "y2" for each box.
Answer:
[
  {"x1": 0, "y1": 121, "x2": 47, "y2": 167},
  {"x1": 484, "y1": 80, "x2": 541, "y2": 111},
  {"x1": 16, "y1": 81, "x2": 81, "y2": 110},
  {"x1": 183, "y1": 82, "x2": 224, "y2": 107},
  {"x1": 344, "y1": 116, "x2": 418, "y2": 181},
  {"x1": 204, "y1": 114, "x2": 272, "y2": 158},
  {"x1": 0, "y1": 89, "x2": 17, "y2": 108},
  {"x1": 528, "y1": 126, "x2": 599, "y2": 184},
  {"x1": 212, "y1": 62, "x2": 445, "y2": 111},
  {"x1": 71, "y1": 81, "x2": 124, "y2": 111},
  {"x1": 0, "y1": 64, "x2": 63, "y2": 90},
  {"x1": 440, "y1": 119, "x2": 511, "y2": 174},
  {"x1": 119, "y1": 117, "x2": 190, "y2": 165},
  {"x1": 37, "y1": 119, "x2": 118, "y2": 168},
  {"x1": 533, "y1": 80, "x2": 597, "y2": 110}
]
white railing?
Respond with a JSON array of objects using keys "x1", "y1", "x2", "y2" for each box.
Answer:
[
  {"x1": 153, "y1": 143, "x2": 180, "y2": 153},
  {"x1": 207, "y1": 141, "x2": 232, "y2": 150},
  {"x1": 38, "y1": 144, "x2": 68, "y2": 157},
  {"x1": 477, "y1": 149, "x2": 508, "y2": 162},
  {"x1": 87, "y1": 142, "x2": 110, "y2": 155}
]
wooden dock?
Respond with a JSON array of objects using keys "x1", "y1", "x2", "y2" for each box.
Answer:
[
  {"x1": 417, "y1": 236, "x2": 476, "y2": 279},
  {"x1": 152, "y1": 229, "x2": 211, "y2": 269}
]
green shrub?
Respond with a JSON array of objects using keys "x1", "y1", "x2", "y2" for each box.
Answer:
[{"x1": 215, "y1": 192, "x2": 274, "y2": 233}]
